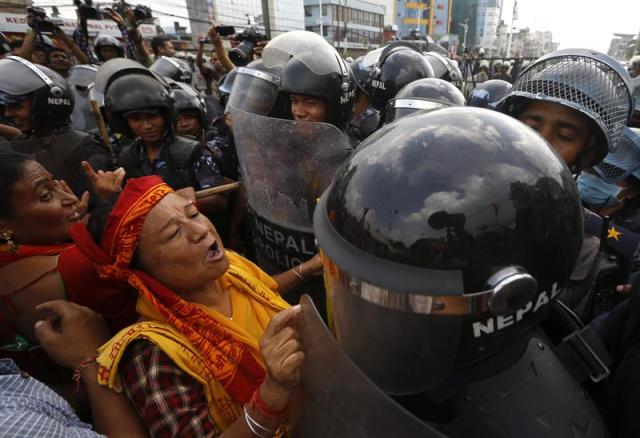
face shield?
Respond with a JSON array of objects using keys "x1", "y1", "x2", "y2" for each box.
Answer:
[
  {"x1": 227, "y1": 67, "x2": 281, "y2": 116},
  {"x1": 0, "y1": 56, "x2": 52, "y2": 97},
  {"x1": 95, "y1": 58, "x2": 150, "y2": 94}
]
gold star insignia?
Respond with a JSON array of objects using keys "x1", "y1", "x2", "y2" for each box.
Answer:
[{"x1": 607, "y1": 226, "x2": 622, "y2": 241}]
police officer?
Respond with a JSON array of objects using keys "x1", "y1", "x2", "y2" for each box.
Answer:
[
  {"x1": 293, "y1": 108, "x2": 607, "y2": 437},
  {"x1": 0, "y1": 56, "x2": 113, "y2": 202},
  {"x1": 103, "y1": 65, "x2": 227, "y2": 216},
  {"x1": 169, "y1": 79, "x2": 209, "y2": 139},
  {"x1": 368, "y1": 42, "x2": 434, "y2": 120},
  {"x1": 423, "y1": 51, "x2": 462, "y2": 84},
  {"x1": 94, "y1": 34, "x2": 124, "y2": 62},
  {"x1": 384, "y1": 77, "x2": 465, "y2": 124},
  {"x1": 467, "y1": 79, "x2": 512, "y2": 109},
  {"x1": 499, "y1": 49, "x2": 634, "y2": 173},
  {"x1": 347, "y1": 56, "x2": 380, "y2": 143}
]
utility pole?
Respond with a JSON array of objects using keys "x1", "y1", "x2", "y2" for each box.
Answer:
[
  {"x1": 505, "y1": 0, "x2": 517, "y2": 57},
  {"x1": 319, "y1": 0, "x2": 324, "y2": 37},
  {"x1": 261, "y1": 0, "x2": 271, "y2": 38},
  {"x1": 458, "y1": 18, "x2": 468, "y2": 53}
]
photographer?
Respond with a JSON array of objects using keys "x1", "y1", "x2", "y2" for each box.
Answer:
[
  {"x1": 197, "y1": 26, "x2": 234, "y2": 95},
  {"x1": 150, "y1": 36, "x2": 175, "y2": 59},
  {"x1": 20, "y1": 9, "x2": 89, "y2": 77}
]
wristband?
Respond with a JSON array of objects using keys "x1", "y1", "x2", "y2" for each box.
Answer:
[{"x1": 72, "y1": 354, "x2": 97, "y2": 391}]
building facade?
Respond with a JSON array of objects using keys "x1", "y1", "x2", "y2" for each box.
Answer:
[
  {"x1": 304, "y1": 0, "x2": 384, "y2": 54},
  {"x1": 608, "y1": 33, "x2": 637, "y2": 61},
  {"x1": 392, "y1": 0, "x2": 451, "y2": 40},
  {"x1": 475, "y1": 0, "x2": 500, "y2": 50}
]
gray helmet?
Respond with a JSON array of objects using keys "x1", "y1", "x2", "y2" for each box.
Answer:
[
  {"x1": 149, "y1": 56, "x2": 193, "y2": 84},
  {"x1": 594, "y1": 127, "x2": 640, "y2": 182},
  {"x1": 94, "y1": 34, "x2": 124, "y2": 61},
  {"x1": 167, "y1": 78, "x2": 208, "y2": 129},
  {"x1": 499, "y1": 48, "x2": 634, "y2": 156},
  {"x1": 423, "y1": 51, "x2": 462, "y2": 83}
]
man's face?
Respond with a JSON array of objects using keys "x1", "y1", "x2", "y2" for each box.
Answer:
[
  {"x1": 32, "y1": 50, "x2": 46, "y2": 65},
  {"x1": 291, "y1": 94, "x2": 327, "y2": 123},
  {"x1": 518, "y1": 100, "x2": 592, "y2": 166},
  {"x1": 175, "y1": 113, "x2": 201, "y2": 137},
  {"x1": 210, "y1": 51, "x2": 222, "y2": 70},
  {"x1": 99, "y1": 46, "x2": 120, "y2": 61},
  {"x1": 5, "y1": 99, "x2": 33, "y2": 133},
  {"x1": 159, "y1": 41, "x2": 176, "y2": 57},
  {"x1": 48, "y1": 51, "x2": 71, "y2": 74},
  {"x1": 127, "y1": 112, "x2": 165, "y2": 144}
]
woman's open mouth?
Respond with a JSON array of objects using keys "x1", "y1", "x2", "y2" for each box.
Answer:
[
  {"x1": 205, "y1": 240, "x2": 225, "y2": 263},
  {"x1": 67, "y1": 209, "x2": 80, "y2": 222}
]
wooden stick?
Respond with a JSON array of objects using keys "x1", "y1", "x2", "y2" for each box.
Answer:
[
  {"x1": 90, "y1": 100, "x2": 112, "y2": 150},
  {"x1": 195, "y1": 181, "x2": 241, "y2": 199}
]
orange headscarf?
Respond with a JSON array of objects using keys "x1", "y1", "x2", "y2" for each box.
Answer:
[{"x1": 69, "y1": 176, "x2": 269, "y2": 405}]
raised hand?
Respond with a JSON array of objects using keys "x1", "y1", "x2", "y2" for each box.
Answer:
[{"x1": 82, "y1": 161, "x2": 125, "y2": 200}]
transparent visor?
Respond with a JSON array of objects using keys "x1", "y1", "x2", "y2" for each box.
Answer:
[
  {"x1": 67, "y1": 65, "x2": 97, "y2": 88},
  {"x1": 0, "y1": 57, "x2": 49, "y2": 96},
  {"x1": 595, "y1": 127, "x2": 640, "y2": 182},
  {"x1": 228, "y1": 68, "x2": 280, "y2": 116},
  {"x1": 262, "y1": 30, "x2": 344, "y2": 76}
]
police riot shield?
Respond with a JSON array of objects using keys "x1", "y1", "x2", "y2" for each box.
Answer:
[
  {"x1": 67, "y1": 65, "x2": 98, "y2": 132},
  {"x1": 288, "y1": 295, "x2": 448, "y2": 438},
  {"x1": 229, "y1": 106, "x2": 351, "y2": 274}
]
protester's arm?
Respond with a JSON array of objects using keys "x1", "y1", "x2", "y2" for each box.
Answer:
[
  {"x1": 19, "y1": 28, "x2": 37, "y2": 62},
  {"x1": 196, "y1": 38, "x2": 210, "y2": 76},
  {"x1": 126, "y1": 10, "x2": 152, "y2": 66},
  {"x1": 52, "y1": 25, "x2": 89, "y2": 65},
  {"x1": 271, "y1": 254, "x2": 324, "y2": 295},
  {"x1": 103, "y1": 7, "x2": 137, "y2": 61},
  {"x1": 209, "y1": 26, "x2": 235, "y2": 73},
  {"x1": 72, "y1": 18, "x2": 98, "y2": 63},
  {"x1": 34, "y1": 301, "x2": 148, "y2": 438}
]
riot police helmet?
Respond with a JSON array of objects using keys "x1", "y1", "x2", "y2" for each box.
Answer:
[
  {"x1": 149, "y1": 56, "x2": 193, "y2": 84},
  {"x1": 217, "y1": 68, "x2": 239, "y2": 109},
  {"x1": 424, "y1": 51, "x2": 462, "y2": 83},
  {"x1": 314, "y1": 108, "x2": 583, "y2": 395},
  {"x1": 368, "y1": 43, "x2": 435, "y2": 112},
  {"x1": 0, "y1": 55, "x2": 74, "y2": 126},
  {"x1": 263, "y1": 30, "x2": 356, "y2": 130},
  {"x1": 594, "y1": 127, "x2": 640, "y2": 182},
  {"x1": 499, "y1": 49, "x2": 634, "y2": 168},
  {"x1": 385, "y1": 78, "x2": 465, "y2": 123},
  {"x1": 94, "y1": 34, "x2": 124, "y2": 61},
  {"x1": 350, "y1": 55, "x2": 374, "y2": 96},
  {"x1": 104, "y1": 72, "x2": 174, "y2": 136},
  {"x1": 468, "y1": 79, "x2": 512, "y2": 109},
  {"x1": 94, "y1": 58, "x2": 155, "y2": 95},
  {"x1": 167, "y1": 78, "x2": 208, "y2": 129}
]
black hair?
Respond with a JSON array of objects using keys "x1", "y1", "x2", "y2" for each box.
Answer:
[
  {"x1": 87, "y1": 198, "x2": 116, "y2": 245},
  {"x1": 0, "y1": 149, "x2": 35, "y2": 219},
  {"x1": 8, "y1": 39, "x2": 23, "y2": 50},
  {"x1": 151, "y1": 37, "x2": 170, "y2": 56}
]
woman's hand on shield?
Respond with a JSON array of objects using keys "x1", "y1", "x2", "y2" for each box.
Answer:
[{"x1": 259, "y1": 304, "x2": 304, "y2": 411}]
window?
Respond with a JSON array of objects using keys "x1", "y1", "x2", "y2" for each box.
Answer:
[
  {"x1": 304, "y1": 6, "x2": 312, "y2": 17},
  {"x1": 322, "y1": 5, "x2": 327, "y2": 16}
]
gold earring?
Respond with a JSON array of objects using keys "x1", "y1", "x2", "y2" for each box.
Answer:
[{"x1": 0, "y1": 231, "x2": 17, "y2": 254}]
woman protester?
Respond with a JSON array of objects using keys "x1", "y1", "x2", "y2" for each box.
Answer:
[
  {"x1": 0, "y1": 150, "x2": 137, "y2": 380},
  {"x1": 70, "y1": 175, "x2": 321, "y2": 436}
]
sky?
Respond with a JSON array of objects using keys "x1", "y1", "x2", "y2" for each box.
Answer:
[{"x1": 500, "y1": 0, "x2": 640, "y2": 53}]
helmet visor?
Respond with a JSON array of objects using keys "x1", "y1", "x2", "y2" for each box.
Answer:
[
  {"x1": 0, "y1": 57, "x2": 49, "y2": 96},
  {"x1": 67, "y1": 65, "x2": 97, "y2": 88},
  {"x1": 228, "y1": 67, "x2": 280, "y2": 116}
]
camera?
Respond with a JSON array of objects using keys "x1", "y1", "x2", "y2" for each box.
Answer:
[
  {"x1": 27, "y1": 7, "x2": 57, "y2": 33},
  {"x1": 133, "y1": 4, "x2": 152, "y2": 22},
  {"x1": 74, "y1": 0, "x2": 101, "y2": 20},
  {"x1": 229, "y1": 25, "x2": 267, "y2": 67}
]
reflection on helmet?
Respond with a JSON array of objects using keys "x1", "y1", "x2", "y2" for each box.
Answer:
[
  {"x1": 315, "y1": 108, "x2": 583, "y2": 394},
  {"x1": 385, "y1": 78, "x2": 465, "y2": 124},
  {"x1": 468, "y1": 79, "x2": 512, "y2": 109},
  {"x1": 499, "y1": 48, "x2": 634, "y2": 156}
]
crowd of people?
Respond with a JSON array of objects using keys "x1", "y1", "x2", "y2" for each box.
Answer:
[{"x1": 0, "y1": 6, "x2": 640, "y2": 437}]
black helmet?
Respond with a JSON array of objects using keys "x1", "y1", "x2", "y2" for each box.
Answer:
[
  {"x1": 468, "y1": 79, "x2": 512, "y2": 109},
  {"x1": 263, "y1": 30, "x2": 356, "y2": 130},
  {"x1": 0, "y1": 56, "x2": 74, "y2": 126},
  {"x1": 369, "y1": 43, "x2": 435, "y2": 112},
  {"x1": 314, "y1": 107, "x2": 583, "y2": 395},
  {"x1": 423, "y1": 51, "x2": 462, "y2": 83},
  {"x1": 350, "y1": 56, "x2": 374, "y2": 96},
  {"x1": 168, "y1": 79, "x2": 208, "y2": 129},
  {"x1": 385, "y1": 78, "x2": 465, "y2": 123},
  {"x1": 94, "y1": 34, "x2": 124, "y2": 61},
  {"x1": 104, "y1": 73, "x2": 174, "y2": 136},
  {"x1": 95, "y1": 58, "x2": 155, "y2": 95},
  {"x1": 499, "y1": 48, "x2": 634, "y2": 166},
  {"x1": 149, "y1": 56, "x2": 193, "y2": 84}
]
